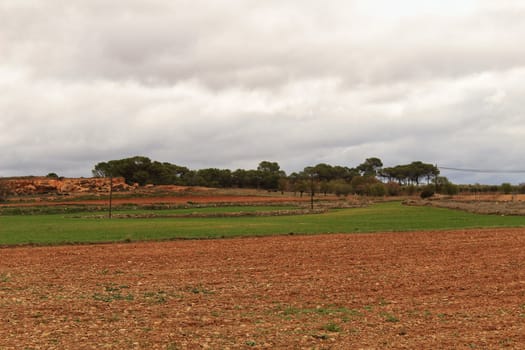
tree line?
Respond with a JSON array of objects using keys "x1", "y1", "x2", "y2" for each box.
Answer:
[{"x1": 92, "y1": 156, "x2": 455, "y2": 196}]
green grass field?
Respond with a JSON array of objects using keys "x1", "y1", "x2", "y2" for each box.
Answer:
[{"x1": 1, "y1": 202, "x2": 525, "y2": 245}]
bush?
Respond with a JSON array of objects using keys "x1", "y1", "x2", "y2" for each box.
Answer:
[
  {"x1": 405, "y1": 185, "x2": 417, "y2": 196},
  {"x1": 385, "y1": 182, "x2": 401, "y2": 196},
  {"x1": 368, "y1": 183, "x2": 386, "y2": 197},
  {"x1": 441, "y1": 182, "x2": 459, "y2": 195},
  {"x1": 0, "y1": 181, "x2": 9, "y2": 202},
  {"x1": 501, "y1": 183, "x2": 513, "y2": 194},
  {"x1": 420, "y1": 186, "x2": 435, "y2": 199},
  {"x1": 332, "y1": 181, "x2": 352, "y2": 196}
]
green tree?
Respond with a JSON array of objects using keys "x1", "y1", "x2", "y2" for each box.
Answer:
[
  {"x1": 93, "y1": 156, "x2": 153, "y2": 185},
  {"x1": 357, "y1": 157, "x2": 383, "y2": 177},
  {"x1": 331, "y1": 180, "x2": 352, "y2": 196},
  {"x1": 501, "y1": 183, "x2": 513, "y2": 194},
  {"x1": 0, "y1": 180, "x2": 9, "y2": 202},
  {"x1": 257, "y1": 161, "x2": 285, "y2": 190},
  {"x1": 434, "y1": 176, "x2": 458, "y2": 195}
]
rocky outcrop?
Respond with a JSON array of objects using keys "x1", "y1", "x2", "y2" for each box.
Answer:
[{"x1": 0, "y1": 177, "x2": 134, "y2": 196}]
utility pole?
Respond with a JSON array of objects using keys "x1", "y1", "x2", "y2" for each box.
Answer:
[
  {"x1": 108, "y1": 175, "x2": 113, "y2": 219},
  {"x1": 310, "y1": 173, "x2": 314, "y2": 210}
]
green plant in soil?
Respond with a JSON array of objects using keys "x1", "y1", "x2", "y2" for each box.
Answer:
[{"x1": 3, "y1": 202, "x2": 525, "y2": 245}]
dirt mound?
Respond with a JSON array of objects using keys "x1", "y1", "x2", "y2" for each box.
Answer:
[
  {"x1": 0, "y1": 177, "x2": 133, "y2": 195},
  {"x1": 406, "y1": 198, "x2": 525, "y2": 215},
  {"x1": 1, "y1": 229, "x2": 524, "y2": 349}
]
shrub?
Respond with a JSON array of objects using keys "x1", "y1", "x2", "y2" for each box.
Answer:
[
  {"x1": 501, "y1": 183, "x2": 513, "y2": 194},
  {"x1": 441, "y1": 182, "x2": 459, "y2": 195},
  {"x1": 0, "y1": 181, "x2": 9, "y2": 202},
  {"x1": 385, "y1": 182, "x2": 401, "y2": 196},
  {"x1": 420, "y1": 186, "x2": 435, "y2": 199},
  {"x1": 368, "y1": 183, "x2": 386, "y2": 197}
]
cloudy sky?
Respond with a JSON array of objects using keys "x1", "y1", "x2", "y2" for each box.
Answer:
[{"x1": 2, "y1": 0, "x2": 525, "y2": 184}]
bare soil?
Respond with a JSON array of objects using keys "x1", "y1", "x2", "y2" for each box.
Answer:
[
  {"x1": 2, "y1": 195, "x2": 311, "y2": 207},
  {"x1": 1, "y1": 229, "x2": 525, "y2": 349},
  {"x1": 2, "y1": 186, "x2": 342, "y2": 207},
  {"x1": 407, "y1": 197, "x2": 525, "y2": 215}
]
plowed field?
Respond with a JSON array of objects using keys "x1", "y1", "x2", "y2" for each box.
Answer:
[
  {"x1": 3, "y1": 194, "x2": 313, "y2": 207},
  {"x1": 1, "y1": 229, "x2": 525, "y2": 349}
]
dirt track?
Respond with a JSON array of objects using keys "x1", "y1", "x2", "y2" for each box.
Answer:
[{"x1": 1, "y1": 229, "x2": 525, "y2": 349}]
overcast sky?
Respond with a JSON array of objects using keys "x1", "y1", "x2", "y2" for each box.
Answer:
[{"x1": 2, "y1": 0, "x2": 525, "y2": 184}]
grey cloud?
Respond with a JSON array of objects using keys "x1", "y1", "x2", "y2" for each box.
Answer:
[{"x1": 2, "y1": 1, "x2": 525, "y2": 184}]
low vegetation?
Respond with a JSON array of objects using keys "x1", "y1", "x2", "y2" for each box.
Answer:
[{"x1": 2, "y1": 202, "x2": 525, "y2": 245}]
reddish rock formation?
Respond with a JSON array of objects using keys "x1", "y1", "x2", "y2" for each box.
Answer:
[{"x1": 0, "y1": 177, "x2": 133, "y2": 196}]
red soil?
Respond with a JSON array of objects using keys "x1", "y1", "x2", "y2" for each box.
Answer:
[{"x1": 1, "y1": 229, "x2": 525, "y2": 349}]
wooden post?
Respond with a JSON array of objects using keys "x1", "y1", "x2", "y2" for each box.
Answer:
[
  {"x1": 310, "y1": 174, "x2": 314, "y2": 210},
  {"x1": 109, "y1": 175, "x2": 113, "y2": 219}
]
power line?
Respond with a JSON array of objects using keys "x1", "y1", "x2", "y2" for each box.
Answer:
[{"x1": 439, "y1": 166, "x2": 525, "y2": 174}]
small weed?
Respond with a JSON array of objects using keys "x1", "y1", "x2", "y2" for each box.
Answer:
[
  {"x1": 283, "y1": 306, "x2": 300, "y2": 315},
  {"x1": 144, "y1": 291, "x2": 168, "y2": 304},
  {"x1": 499, "y1": 338, "x2": 513, "y2": 347},
  {"x1": 363, "y1": 305, "x2": 373, "y2": 312},
  {"x1": 380, "y1": 312, "x2": 399, "y2": 323},
  {"x1": 245, "y1": 340, "x2": 257, "y2": 346},
  {"x1": 166, "y1": 343, "x2": 179, "y2": 350},
  {"x1": 0, "y1": 273, "x2": 10, "y2": 282},
  {"x1": 437, "y1": 313, "x2": 447, "y2": 321},
  {"x1": 92, "y1": 284, "x2": 134, "y2": 302},
  {"x1": 322, "y1": 323, "x2": 341, "y2": 332},
  {"x1": 108, "y1": 313, "x2": 121, "y2": 322},
  {"x1": 349, "y1": 309, "x2": 363, "y2": 317}
]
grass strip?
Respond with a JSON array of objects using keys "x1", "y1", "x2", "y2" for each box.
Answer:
[{"x1": 1, "y1": 202, "x2": 525, "y2": 245}]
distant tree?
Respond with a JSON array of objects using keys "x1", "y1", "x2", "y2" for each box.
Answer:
[
  {"x1": 232, "y1": 169, "x2": 261, "y2": 188},
  {"x1": 278, "y1": 178, "x2": 289, "y2": 194},
  {"x1": 434, "y1": 176, "x2": 458, "y2": 195},
  {"x1": 257, "y1": 161, "x2": 285, "y2": 190},
  {"x1": 357, "y1": 157, "x2": 383, "y2": 177},
  {"x1": 194, "y1": 168, "x2": 232, "y2": 188},
  {"x1": 311, "y1": 163, "x2": 335, "y2": 182},
  {"x1": 351, "y1": 176, "x2": 384, "y2": 196},
  {"x1": 92, "y1": 156, "x2": 193, "y2": 186},
  {"x1": 149, "y1": 161, "x2": 190, "y2": 185},
  {"x1": 293, "y1": 179, "x2": 308, "y2": 197},
  {"x1": 331, "y1": 180, "x2": 352, "y2": 196},
  {"x1": 319, "y1": 180, "x2": 332, "y2": 196},
  {"x1": 501, "y1": 182, "x2": 513, "y2": 194},
  {"x1": 0, "y1": 180, "x2": 9, "y2": 202},
  {"x1": 93, "y1": 156, "x2": 153, "y2": 185},
  {"x1": 46, "y1": 173, "x2": 59, "y2": 179},
  {"x1": 382, "y1": 162, "x2": 438, "y2": 186}
]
